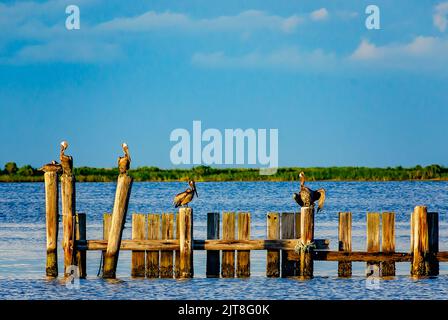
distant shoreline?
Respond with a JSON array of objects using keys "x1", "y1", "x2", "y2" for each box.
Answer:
[{"x1": 1, "y1": 164, "x2": 447, "y2": 182}]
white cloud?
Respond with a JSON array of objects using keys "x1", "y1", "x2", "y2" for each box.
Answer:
[
  {"x1": 434, "y1": 2, "x2": 448, "y2": 32},
  {"x1": 349, "y1": 36, "x2": 448, "y2": 71},
  {"x1": 192, "y1": 47, "x2": 336, "y2": 71},
  {"x1": 310, "y1": 8, "x2": 329, "y2": 21},
  {"x1": 97, "y1": 10, "x2": 302, "y2": 34}
]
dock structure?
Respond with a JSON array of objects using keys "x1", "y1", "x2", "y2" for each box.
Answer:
[{"x1": 42, "y1": 145, "x2": 446, "y2": 280}]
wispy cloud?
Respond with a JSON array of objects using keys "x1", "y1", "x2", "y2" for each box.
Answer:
[
  {"x1": 96, "y1": 10, "x2": 302, "y2": 34},
  {"x1": 310, "y1": 8, "x2": 329, "y2": 21},
  {"x1": 434, "y1": 2, "x2": 448, "y2": 32},
  {"x1": 192, "y1": 47, "x2": 336, "y2": 71}
]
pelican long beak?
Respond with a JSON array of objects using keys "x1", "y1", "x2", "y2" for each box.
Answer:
[{"x1": 194, "y1": 187, "x2": 198, "y2": 198}]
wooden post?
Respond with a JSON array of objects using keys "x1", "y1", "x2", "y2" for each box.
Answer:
[
  {"x1": 179, "y1": 208, "x2": 193, "y2": 278},
  {"x1": 44, "y1": 171, "x2": 59, "y2": 277},
  {"x1": 366, "y1": 212, "x2": 381, "y2": 276},
  {"x1": 131, "y1": 213, "x2": 146, "y2": 277},
  {"x1": 411, "y1": 206, "x2": 428, "y2": 276},
  {"x1": 281, "y1": 212, "x2": 295, "y2": 277},
  {"x1": 428, "y1": 212, "x2": 439, "y2": 276},
  {"x1": 206, "y1": 212, "x2": 220, "y2": 278},
  {"x1": 382, "y1": 212, "x2": 395, "y2": 276},
  {"x1": 294, "y1": 211, "x2": 301, "y2": 276},
  {"x1": 299, "y1": 207, "x2": 314, "y2": 278},
  {"x1": 61, "y1": 174, "x2": 75, "y2": 276},
  {"x1": 175, "y1": 213, "x2": 180, "y2": 278},
  {"x1": 102, "y1": 174, "x2": 133, "y2": 279},
  {"x1": 146, "y1": 214, "x2": 160, "y2": 278},
  {"x1": 160, "y1": 213, "x2": 174, "y2": 278},
  {"x1": 75, "y1": 213, "x2": 86, "y2": 278},
  {"x1": 221, "y1": 212, "x2": 235, "y2": 278},
  {"x1": 101, "y1": 213, "x2": 112, "y2": 275},
  {"x1": 237, "y1": 212, "x2": 250, "y2": 277},
  {"x1": 338, "y1": 212, "x2": 352, "y2": 277},
  {"x1": 266, "y1": 212, "x2": 280, "y2": 277}
]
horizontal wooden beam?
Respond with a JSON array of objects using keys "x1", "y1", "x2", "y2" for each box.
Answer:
[
  {"x1": 75, "y1": 239, "x2": 330, "y2": 251},
  {"x1": 436, "y1": 252, "x2": 448, "y2": 262},
  {"x1": 287, "y1": 250, "x2": 412, "y2": 262}
]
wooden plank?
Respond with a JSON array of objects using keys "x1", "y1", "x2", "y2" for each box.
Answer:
[
  {"x1": 338, "y1": 212, "x2": 352, "y2": 277},
  {"x1": 179, "y1": 208, "x2": 193, "y2": 278},
  {"x1": 294, "y1": 211, "x2": 301, "y2": 275},
  {"x1": 266, "y1": 212, "x2": 280, "y2": 277},
  {"x1": 160, "y1": 213, "x2": 174, "y2": 278},
  {"x1": 77, "y1": 238, "x2": 330, "y2": 251},
  {"x1": 411, "y1": 206, "x2": 430, "y2": 276},
  {"x1": 287, "y1": 250, "x2": 412, "y2": 262},
  {"x1": 381, "y1": 212, "x2": 395, "y2": 276},
  {"x1": 281, "y1": 212, "x2": 295, "y2": 277},
  {"x1": 237, "y1": 212, "x2": 250, "y2": 277},
  {"x1": 61, "y1": 174, "x2": 75, "y2": 277},
  {"x1": 101, "y1": 213, "x2": 112, "y2": 276},
  {"x1": 131, "y1": 214, "x2": 146, "y2": 277},
  {"x1": 299, "y1": 207, "x2": 314, "y2": 278},
  {"x1": 206, "y1": 212, "x2": 220, "y2": 278},
  {"x1": 428, "y1": 212, "x2": 439, "y2": 276},
  {"x1": 146, "y1": 214, "x2": 160, "y2": 278},
  {"x1": 221, "y1": 212, "x2": 235, "y2": 278},
  {"x1": 44, "y1": 171, "x2": 59, "y2": 277},
  {"x1": 174, "y1": 213, "x2": 180, "y2": 278},
  {"x1": 103, "y1": 174, "x2": 133, "y2": 279},
  {"x1": 75, "y1": 213, "x2": 86, "y2": 278},
  {"x1": 366, "y1": 212, "x2": 381, "y2": 276}
]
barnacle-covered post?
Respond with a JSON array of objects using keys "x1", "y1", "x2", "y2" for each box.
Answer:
[
  {"x1": 103, "y1": 143, "x2": 133, "y2": 279},
  {"x1": 60, "y1": 140, "x2": 76, "y2": 277},
  {"x1": 41, "y1": 159, "x2": 62, "y2": 277}
]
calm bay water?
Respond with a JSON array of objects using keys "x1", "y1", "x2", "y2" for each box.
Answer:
[{"x1": 0, "y1": 181, "x2": 447, "y2": 300}]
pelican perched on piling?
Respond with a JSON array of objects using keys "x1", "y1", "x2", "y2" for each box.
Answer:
[
  {"x1": 39, "y1": 160, "x2": 62, "y2": 173},
  {"x1": 173, "y1": 180, "x2": 198, "y2": 208},
  {"x1": 293, "y1": 171, "x2": 326, "y2": 213},
  {"x1": 118, "y1": 143, "x2": 131, "y2": 175},
  {"x1": 60, "y1": 140, "x2": 73, "y2": 175}
]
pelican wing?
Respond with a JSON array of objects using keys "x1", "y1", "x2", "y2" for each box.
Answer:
[
  {"x1": 173, "y1": 189, "x2": 193, "y2": 208},
  {"x1": 293, "y1": 192, "x2": 304, "y2": 207},
  {"x1": 314, "y1": 188, "x2": 326, "y2": 213}
]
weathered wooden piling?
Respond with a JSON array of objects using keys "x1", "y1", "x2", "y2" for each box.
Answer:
[
  {"x1": 146, "y1": 214, "x2": 160, "y2": 278},
  {"x1": 75, "y1": 213, "x2": 86, "y2": 278},
  {"x1": 175, "y1": 213, "x2": 180, "y2": 278},
  {"x1": 411, "y1": 206, "x2": 438, "y2": 277},
  {"x1": 160, "y1": 213, "x2": 174, "y2": 278},
  {"x1": 101, "y1": 213, "x2": 112, "y2": 275},
  {"x1": 281, "y1": 212, "x2": 295, "y2": 277},
  {"x1": 381, "y1": 212, "x2": 396, "y2": 276},
  {"x1": 179, "y1": 208, "x2": 193, "y2": 278},
  {"x1": 266, "y1": 212, "x2": 280, "y2": 277},
  {"x1": 221, "y1": 212, "x2": 235, "y2": 278},
  {"x1": 299, "y1": 207, "x2": 314, "y2": 278},
  {"x1": 366, "y1": 212, "x2": 380, "y2": 276},
  {"x1": 237, "y1": 212, "x2": 251, "y2": 277},
  {"x1": 131, "y1": 214, "x2": 146, "y2": 277},
  {"x1": 338, "y1": 212, "x2": 352, "y2": 277},
  {"x1": 428, "y1": 212, "x2": 439, "y2": 276},
  {"x1": 102, "y1": 174, "x2": 133, "y2": 279},
  {"x1": 44, "y1": 171, "x2": 59, "y2": 277},
  {"x1": 206, "y1": 212, "x2": 220, "y2": 278},
  {"x1": 61, "y1": 173, "x2": 75, "y2": 276},
  {"x1": 294, "y1": 211, "x2": 302, "y2": 276}
]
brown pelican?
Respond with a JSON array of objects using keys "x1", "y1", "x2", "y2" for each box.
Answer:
[
  {"x1": 293, "y1": 171, "x2": 326, "y2": 213},
  {"x1": 39, "y1": 160, "x2": 62, "y2": 173},
  {"x1": 60, "y1": 140, "x2": 73, "y2": 175},
  {"x1": 118, "y1": 143, "x2": 131, "y2": 175},
  {"x1": 173, "y1": 180, "x2": 198, "y2": 208}
]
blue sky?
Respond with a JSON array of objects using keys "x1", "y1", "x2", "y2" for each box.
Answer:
[{"x1": 1, "y1": 0, "x2": 448, "y2": 169}]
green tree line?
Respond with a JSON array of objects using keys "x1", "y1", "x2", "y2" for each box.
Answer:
[{"x1": 1, "y1": 162, "x2": 448, "y2": 182}]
